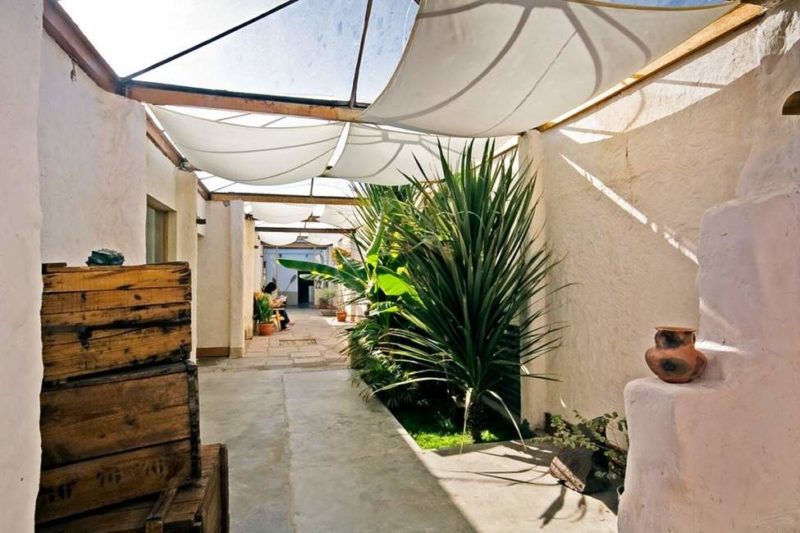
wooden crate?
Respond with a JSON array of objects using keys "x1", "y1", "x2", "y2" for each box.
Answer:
[
  {"x1": 40, "y1": 363, "x2": 200, "y2": 469},
  {"x1": 41, "y1": 262, "x2": 192, "y2": 382},
  {"x1": 36, "y1": 363, "x2": 201, "y2": 524},
  {"x1": 39, "y1": 444, "x2": 230, "y2": 533}
]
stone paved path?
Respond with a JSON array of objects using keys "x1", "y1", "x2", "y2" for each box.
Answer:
[{"x1": 244, "y1": 307, "x2": 350, "y2": 369}]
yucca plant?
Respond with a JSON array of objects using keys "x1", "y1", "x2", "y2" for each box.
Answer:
[{"x1": 377, "y1": 140, "x2": 562, "y2": 446}]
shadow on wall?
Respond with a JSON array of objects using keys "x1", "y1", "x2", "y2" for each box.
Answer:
[{"x1": 537, "y1": 17, "x2": 800, "y2": 418}]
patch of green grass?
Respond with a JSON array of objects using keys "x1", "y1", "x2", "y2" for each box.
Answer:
[{"x1": 389, "y1": 402, "x2": 515, "y2": 450}]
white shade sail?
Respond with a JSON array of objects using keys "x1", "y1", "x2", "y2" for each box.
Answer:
[
  {"x1": 360, "y1": 0, "x2": 735, "y2": 136},
  {"x1": 151, "y1": 106, "x2": 344, "y2": 184},
  {"x1": 317, "y1": 205, "x2": 358, "y2": 228},
  {"x1": 259, "y1": 233, "x2": 303, "y2": 247},
  {"x1": 249, "y1": 204, "x2": 317, "y2": 225},
  {"x1": 325, "y1": 124, "x2": 482, "y2": 185}
]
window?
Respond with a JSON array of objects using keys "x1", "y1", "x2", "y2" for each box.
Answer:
[{"x1": 146, "y1": 204, "x2": 168, "y2": 263}]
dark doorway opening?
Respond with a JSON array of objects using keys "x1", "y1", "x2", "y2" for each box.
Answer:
[{"x1": 297, "y1": 272, "x2": 313, "y2": 308}]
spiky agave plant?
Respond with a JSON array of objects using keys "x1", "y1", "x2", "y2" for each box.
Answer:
[{"x1": 378, "y1": 140, "x2": 562, "y2": 446}]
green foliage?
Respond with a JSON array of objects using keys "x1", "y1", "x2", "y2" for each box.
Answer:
[
  {"x1": 391, "y1": 402, "x2": 515, "y2": 450},
  {"x1": 254, "y1": 293, "x2": 273, "y2": 324},
  {"x1": 537, "y1": 411, "x2": 628, "y2": 481},
  {"x1": 318, "y1": 287, "x2": 338, "y2": 308},
  {"x1": 375, "y1": 140, "x2": 562, "y2": 446},
  {"x1": 276, "y1": 141, "x2": 565, "y2": 447}
]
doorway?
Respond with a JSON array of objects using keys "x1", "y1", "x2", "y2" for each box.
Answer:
[{"x1": 297, "y1": 272, "x2": 313, "y2": 308}]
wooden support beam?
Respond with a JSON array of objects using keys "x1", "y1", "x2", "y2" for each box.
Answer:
[
  {"x1": 146, "y1": 115, "x2": 185, "y2": 168},
  {"x1": 197, "y1": 180, "x2": 211, "y2": 201},
  {"x1": 537, "y1": 3, "x2": 766, "y2": 132},
  {"x1": 42, "y1": 0, "x2": 118, "y2": 93},
  {"x1": 125, "y1": 81, "x2": 364, "y2": 123},
  {"x1": 255, "y1": 226, "x2": 355, "y2": 234},
  {"x1": 210, "y1": 192, "x2": 358, "y2": 206}
]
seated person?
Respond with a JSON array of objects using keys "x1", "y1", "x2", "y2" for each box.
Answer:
[{"x1": 264, "y1": 281, "x2": 291, "y2": 330}]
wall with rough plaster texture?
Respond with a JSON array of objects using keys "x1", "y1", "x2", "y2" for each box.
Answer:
[
  {"x1": 523, "y1": 1, "x2": 800, "y2": 424},
  {"x1": 39, "y1": 36, "x2": 146, "y2": 265},
  {"x1": 0, "y1": 1, "x2": 43, "y2": 529}
]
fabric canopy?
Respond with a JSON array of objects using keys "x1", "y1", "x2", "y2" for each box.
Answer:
[
  {"x1": 325, "y1": 124, "x2": 502, "y2": 185},
  {"x1": 158, "y1": 106, "x2": 512, "y2": 187},
  {"x1": 249, "y1": 204, "x2": 317, "y2": 225},
  {"x1": 151, "y1": 106, "x2": 344, "y2": 184},
  {"x1": 249, "y1": 203, "x2": 356, "y2": 229},
  {"x1": 360, "y1": 0, "x2": 735, "y2": 136}
]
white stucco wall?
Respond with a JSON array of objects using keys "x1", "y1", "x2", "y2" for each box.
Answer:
[
  {"x1": 522, "y1": 2, "x2": 800, "y2": 424},
  {"x1": 620, "y1": 4, "x2": 800, "y2": 531},
  {"x1": 38, "y1": 35, "x2": 146, "y2": 265},
  {"x1": 0, "y1": 1, "x2": 44, "y2": 529},
  {"x1": 243, "y1": 217, "x2": 257, "y2": 339},
  {"x1": 197, "y1": 202, "x2": 231, "y2": 350},
  {"x1": 145, "y1": 143, "x2": 199, "y2": 358},
  {"x1": 228, "y1": 200, "x2": 246, "y2": 357},
  {"x1": 145, "y1": 143, "x2": 178, "y2": 210},
  {"x1": 175, "y1": 170, "x2": 199, "y2": 360},
  {"x1": 197, "y1": 200, "x2": 249, "y2": 355}
]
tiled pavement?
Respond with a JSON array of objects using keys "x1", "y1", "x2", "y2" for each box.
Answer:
[{"x1": 244, "y1": 307, "x2": 350, "y2": 369}]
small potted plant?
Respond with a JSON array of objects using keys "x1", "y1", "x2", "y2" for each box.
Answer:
[
  {"x1": 336, "y1": 305, "x2": 347, "y2": 322},
  {"x1": 255, "y1": 292, "x2": 275, "y2": 336},
  {"x1": 317, "y1": 287, "x2": 338, "y2": 317}
]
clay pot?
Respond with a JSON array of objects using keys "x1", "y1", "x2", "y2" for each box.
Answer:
[
  {"x1": 645, "y1": 327, "x2": 707, "y2": 383},
  {"x1": 258, "y1": 322, "x2": 274, "y2": 336},
  {"x1": 336, "y1": 309, "x2": 347, "y2": 322}
]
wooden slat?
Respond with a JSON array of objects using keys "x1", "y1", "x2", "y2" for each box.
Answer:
[
  {"x1": 37, "y1": 501, "x2": 152, "y2": 533},
  {"x1": 40, "y1": 367, "x2": 192, "y2": 468},
  {"x1": 145, "y1": 488, "x2": 178, "y2": 533},
  {"x1": 43, "y1": 263, "x2": 191, "y2": 294},
  {"x1": 36, "y1": 440, "x2": 194, "y2": 524},
  {"x1": 38, "y1": 444, "x2": 229, "y2": 533},
  {"x1": 197, "y1": 347, "x2": 230, "y2": 358},
  {"x1": 42, "y1": 324, "x2": 190, "y2": 382},
  {"x1": 255, "y1": 226, "x2": 354, "y2": 234},
  {"x1": 165, "y1": 444, "x2": 226, "y2": 531},
  {"x1": 210, "y1": 192, "x2": 358, "y2": 206},
  {"x1": 41, "y1": 286, "x2": 191, "y2": 315},
  {"x1": 42, "y1": 301, "x2": 191, "y2": 329},
  {"x1": 125, "y1": 81, "x2": 363, "y2": 122}
]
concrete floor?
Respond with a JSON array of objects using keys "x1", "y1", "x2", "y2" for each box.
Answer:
[
  {"x1": 417, "y1": 442, "x2": 618, "y2": 532},
  {"x1": 198, "y1": 308, "x2": 618, "y2": 532}
]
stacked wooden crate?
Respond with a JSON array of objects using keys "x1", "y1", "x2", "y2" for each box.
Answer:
[
  {"x1": 39, "y1": 444, "x2": 229, "y2": 533},
  {"x1": 36, "y1": 263, "x2": 228, "y2": 532}
]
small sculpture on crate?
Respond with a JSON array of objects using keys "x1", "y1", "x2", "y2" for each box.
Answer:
[
  {"x1": 86, "y1": 248, "x2": 125, "y2": 266},
  {"x1": 645, "y1": 326, "x2": 707, "y2": 383}
]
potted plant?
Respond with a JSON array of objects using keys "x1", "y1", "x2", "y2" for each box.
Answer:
[
  {"x1": 255, "y1": 292, "x2": 275, "y2": 336},
  {"x1": 317, "y1": 287, "x2": 338, "y2": 317},
  {"x1": 336, "y1": 306, "x2": 347, "y2": 322}
]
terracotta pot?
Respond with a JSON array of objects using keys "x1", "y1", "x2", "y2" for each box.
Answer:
[
  {"x1": 336, "y1": 309, "x2": 347, "y2": 322},
  {"x1": 645, "y1": 327, "x2": 707, "y2": 383},
  {"x1": 258, "y1": 322, "x2": 274, "y2": 336}
]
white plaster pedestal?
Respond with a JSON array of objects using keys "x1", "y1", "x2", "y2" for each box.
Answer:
[{"x1": 619, "y1": 189, "x2": 800, "y2": 532}]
